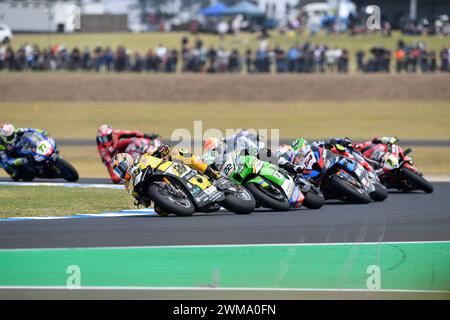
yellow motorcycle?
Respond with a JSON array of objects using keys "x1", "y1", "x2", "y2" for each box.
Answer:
[{"x1": 130, "y1": 154, "x2": 255, "y2": 217}]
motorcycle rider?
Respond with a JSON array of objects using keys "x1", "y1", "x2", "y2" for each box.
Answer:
[
  {"x1": 0, "y1": 123, "x2": 48, "y2": 179},
  {"x1": 150, "y1": 144, "x2": 221, "y2": 180},
  {"x1": 276, "y1": 138, "x2": 325, "y2": 180},
  {"x1": 353, "y1": 136, "x2": 400, "y2": 168},
  {"x1": 110, "y1": 143, "x2": 221, "y2": 211},
  {"x1": 313, "y1": 137, "x2": 380, "y2": 172},
  {"x1": 96, "y1": 124, "x2": 160, "y2": 184}
]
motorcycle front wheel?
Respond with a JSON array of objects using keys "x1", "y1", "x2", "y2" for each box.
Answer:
[
  {"x1": 329, "y1": 175, "x2": 371, "y2": 204},
  {"x1": 400, "y1": 168, "x2": 434, "y2": 193},
  {"x1": 302, "y1": 187, "x2": 325, "y2": 209},
  {"x1": 246, "y1": 181, "x2": 290, "y2": 211},
  {"x1": 370, "y1": 183, "x2": 388, "y2": 201},
  {"x1": 55, "y1": 158, "x2": 79, "y2": 182},
  {"x1": 148, "y1": 181, "x2": 195, "y2": 217}
]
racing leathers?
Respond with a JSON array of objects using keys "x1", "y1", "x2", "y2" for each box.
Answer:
[
  {"x1": 0, "y1": 128, "x2": 48, "y2": 178},
  {"x1": 123, "y1": 146, "x2": 221, "y2": 207},
  {"x1": 97, "y1": 129, "x2": 159, "y2": 184},
  {"x1": 353, "y1": 137, "x2": 399, "y2": 168}
]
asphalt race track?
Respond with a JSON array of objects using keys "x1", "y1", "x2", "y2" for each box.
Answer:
[{"x1": 1, "y1": 182, "x2": 449, "y2": 249}]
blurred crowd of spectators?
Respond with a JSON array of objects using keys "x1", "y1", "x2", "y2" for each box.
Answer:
[
  {"x1": 0, "y1": 38, "x2": 448, "y2": 74},
  {"x1": 356, "y1": 40, "x2": 450, "y2": 73}
]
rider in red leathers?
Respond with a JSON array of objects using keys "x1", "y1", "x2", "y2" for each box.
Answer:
[{"x1": 96, "y1": 124, "x2": 159, "y2": 183}]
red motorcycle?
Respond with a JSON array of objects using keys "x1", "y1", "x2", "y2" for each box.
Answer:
[
  {"x1": 355, "y1": 141, "x2": 433, "y2": 193},
  {"x1": 125, "y1": 137, "x2": 162, "y2": 160}
]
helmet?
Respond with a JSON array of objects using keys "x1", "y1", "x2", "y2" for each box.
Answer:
[
  {"x1": 291, "y1": 138, "x2": 316, "y2": 169},
  {"x1": 110, "y1": 153, "x2": 133, "y2": 180},
  {"x1": 0, "y1": 123, "x2": 16, "y2": 145},
  {"x1": 276, "y1": 144, "x2": 295, "y2": 162},
  {"x1": 381, "y1": 136, "x2": 399, "y2": 145},
  {"x1": 152, "y1": 144, "x2": 171, "y2": 160},
  {"x1": 97, "y1": 124, "x2": 113, "y2": 145},
  {"x1": 291, "y1": 138, "x2": 308, "y2": 152},
  {"x1": 204, "y1": 137, "x2": 221, "y2": 153}
]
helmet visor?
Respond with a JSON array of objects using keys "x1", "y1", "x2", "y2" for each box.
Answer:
[
  {"x1": 98, "y1": 133, "x2": 112, "y2": 144},
  {"x1": 113, "y1": 161, "x2": 128, "y2": 179}
]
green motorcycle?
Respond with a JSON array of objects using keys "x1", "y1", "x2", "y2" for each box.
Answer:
[{"x1": 212, "y1": 151, "x2": 305, "y2": 211}]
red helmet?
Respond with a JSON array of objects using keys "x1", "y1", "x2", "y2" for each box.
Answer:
[{"x1": 97, "y1": 124, "x2": 113, "y2": 145}]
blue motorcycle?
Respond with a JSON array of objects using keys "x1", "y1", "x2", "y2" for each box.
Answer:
[
  {"x1": 5, "y1": 132, "x2": 78, "y2": 182},
  {"x1": 311, "y1": 150, "x2": 372, "y2": 204}
]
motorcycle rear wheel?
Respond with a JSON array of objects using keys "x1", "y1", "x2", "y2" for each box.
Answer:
[{"x1": 221, "y1": 187, "x2": 255, "y2": 214}]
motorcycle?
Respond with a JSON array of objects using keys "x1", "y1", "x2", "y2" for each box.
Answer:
[
  {"x1": 4, "y1": 131, "x2": 78, "y2": 182},
  {"x1": 322, "y1": 143, "x2": 388, "y2": 201},
  {"x1": 360, "y1": 144, "x2": 433, "y2": 193},
  {"x1": 125, "y1": 137, "x2": 162, "y2": 160},
  {"x1": 219, "y1": 151, "x2": 322, "y2": 211},
  {"x1": 311, "y1": 149, "x2": 373, "y2": 204},
  {"x1": 130, "y1": 154, "x2": 255, "y2": 217}
]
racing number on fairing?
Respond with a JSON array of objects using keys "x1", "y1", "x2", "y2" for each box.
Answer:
[
  {"x1": 37, "y1": 142, "x2": 49, "y2": 155},
  {"x1": 224, "y1": 163, "x2": 234, "y2": 176}
]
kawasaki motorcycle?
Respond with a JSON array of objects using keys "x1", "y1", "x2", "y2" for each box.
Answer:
[
  {"x1": 130, "y1": 154, "x2": 255, "y2": 217},
  {"x1": 3, "y1": 132, "x2": 78, "y2": 182},
  {"x1": 218, "y1": 152, "x2": 324, "y2": 211}
]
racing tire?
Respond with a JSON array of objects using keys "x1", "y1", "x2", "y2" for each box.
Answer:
[
  {"x1": 246, "y1": 182, "x2": 290, "y2": 211},
  {"x1": 55, "y1": 158, "x2": 79, "y2": 182},
  {"x1": 302, "y1": 189, "x2": 325, "y2": 209},
  {"x1": 148, "y1": 183, "x2": 195, "y2": 217},
  {"x1": 221, "y1": 188, "x2": 256, "y2": 215},
  {"x1": 400, "y1": 168, "x2": 434, "y2": 193},
  {"x1": 330, "y1": 175, "x2": 371, "y2": 204},
  {"x1": 370, "y1": 183, "x2": 388, "y2": 201}
]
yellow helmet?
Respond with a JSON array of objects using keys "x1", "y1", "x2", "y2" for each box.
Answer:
[{"x1": 111, "y1": 153, "x2": 133, "y2": 180}]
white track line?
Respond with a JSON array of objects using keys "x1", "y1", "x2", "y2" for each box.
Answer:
[
  {"x1": 0, "y1": 181, "x2": 123, "y2": 189},
  {"x1": 1, "y1": 240, "x2": 449, "y2": 252},
  {"x1": 0, "y1": 286, "x2": 448, "y2": 294}
]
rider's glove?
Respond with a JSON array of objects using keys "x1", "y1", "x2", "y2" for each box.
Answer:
[
  {"x1": 294, "y1": 165, "x2": 304, "y2": 174},
  {"x1": 13, "y1": 158, "x2": 28, "y2": 166}
]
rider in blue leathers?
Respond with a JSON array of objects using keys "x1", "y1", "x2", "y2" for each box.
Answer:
[{"x1": 0, "y1": 123, "x2": 48, "y2": 179}]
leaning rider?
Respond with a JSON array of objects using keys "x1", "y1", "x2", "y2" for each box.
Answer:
[
  {"x1": 0, "y1": 122, "x2": 48, "y2": 179},
  {"x1": 353, "y1": 136, "x2": 399, "y2": 166},
  {"x1": 150, "y1": 144, "x2": 221, "y2": 181},
  {"x1": 276, "y1": 138, "x2": 325, "y2": 181},
  {"x1": 110, "y1": 144, "x2": 221, "y2": 211}
]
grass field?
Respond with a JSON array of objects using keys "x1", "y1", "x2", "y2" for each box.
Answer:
[
  {"x1": 0, "y1": 186, "x2": 134, "y2": 218},
  {"x1": 8, "y1": 31, "x2": 450, "y2": 73},
  {"x1": 2, "y1": 99, "x2": 449, "y2": 178},
  {"x1": 2, "y1": 100, "x2": 449, "y2": 140}
]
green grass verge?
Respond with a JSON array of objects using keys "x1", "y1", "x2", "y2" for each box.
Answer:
[
  {"x1": 2, "y1": 100, "x2": 449, "y2": 140},
  {"x1": 0, "y1": 186, "x2": 134, "y2": 218},
  {"x1": 9, "y1": 31, "x2": 450, "y2": 73}
]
